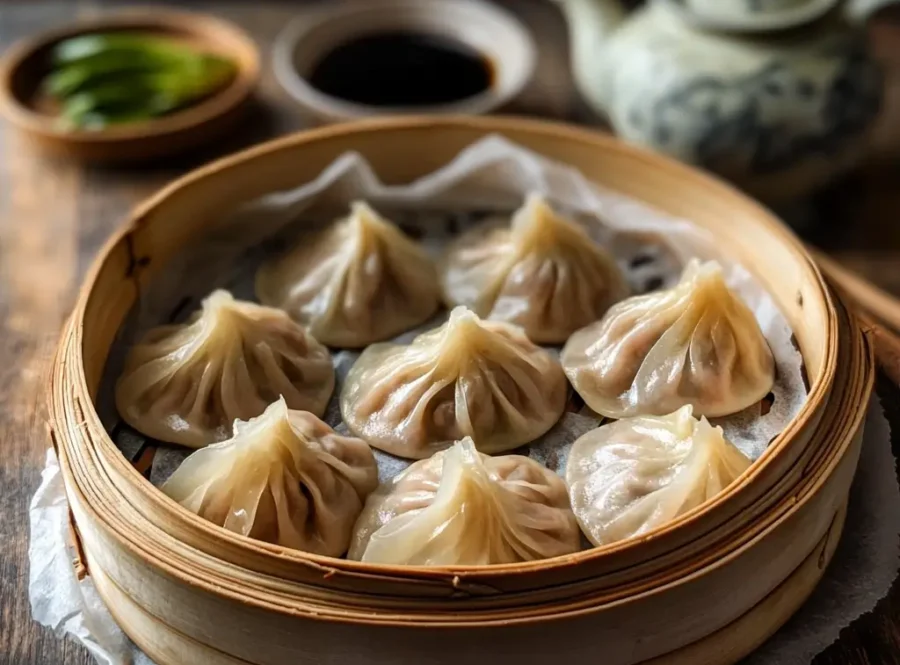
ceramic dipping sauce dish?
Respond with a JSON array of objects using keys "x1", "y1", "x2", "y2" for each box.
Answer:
[{"x1": 273, "y1": 0, "x2": 537, "y2": 123}]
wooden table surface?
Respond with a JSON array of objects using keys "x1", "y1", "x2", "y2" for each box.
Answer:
[{"x1": 2, "y1": 1, "x2": 900, "y2": 664}]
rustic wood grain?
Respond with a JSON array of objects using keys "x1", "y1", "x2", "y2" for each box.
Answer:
[
  {"x1": 0, "y1": 1, "x2": 898, "y2": 664},
  {"x1": 0, "y1": 2, "x2": 85, "y2": 661}
]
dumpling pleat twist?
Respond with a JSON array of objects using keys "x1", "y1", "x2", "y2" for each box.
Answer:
[
  {"x1": 115, "y1": 290, "x2": 335, "y2": 448},
  {"x1": 341, "y1": 307, "x2": 568, "y2": 459},
  {"x1": 163, "y1": 398, "x2": 378, "y2": 556},
  {"x1": 440, "y1": 193, "x2": 629, "y2": 343},
  {"x1": 566, "y1": 405, "x2": 752, "y2": 546},
  {"x1": 256, "y1": 201, "x2": 440, "y2": 348},
  {"x1": 349, "y1": 437, "x2": 582, "y2": 565},
  {"x1": 561, "y1": 259, "x2": 775, "y2": 418}
]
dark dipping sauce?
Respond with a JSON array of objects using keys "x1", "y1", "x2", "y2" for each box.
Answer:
[{"x1": 307, "y1": 31, "x2": 493, "y2": 107}]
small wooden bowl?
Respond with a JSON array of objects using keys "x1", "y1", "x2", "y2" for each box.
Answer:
[{"x1": 0, "y1": 9, "x2": 260, "y2": 164}]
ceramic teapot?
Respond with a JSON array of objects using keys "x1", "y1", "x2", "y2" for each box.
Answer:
[{"x1": 557, "y1": 0, "x2": 883, "y2": 200}]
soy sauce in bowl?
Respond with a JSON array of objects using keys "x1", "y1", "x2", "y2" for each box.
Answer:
[{"x1": 307, "y1": 31, "x2": 493, "y2": 107}]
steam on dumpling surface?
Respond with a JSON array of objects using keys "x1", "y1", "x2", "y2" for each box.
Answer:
[
  {"x1": 340, "y1": 306, "x2": 568, "y2": 459},
  {"x1": 163, "y1": 398, "x2": 378, "y2": 555},
  {"x1": 349, "y1": 437, "x2": 581, "y2": 565},
  {"x1": 566, "y1": 405, "x2": 751, "y2": 546},
  {"x1": 561, "y1": 259, "x2": 775, "y2": 419},
  {"x1": 255, "y1": 201, "x2": 440, "y2": 348},
  {"x1": 440, "y1": 193, "x2": 629, "y2": 344},
  {"x1": 115, "y1": 290, "x2": 334, "y2": 448}
]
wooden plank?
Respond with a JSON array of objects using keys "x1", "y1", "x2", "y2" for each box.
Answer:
[{"x1": 0, "y1": 1, "x2": 91, "y2": 662}]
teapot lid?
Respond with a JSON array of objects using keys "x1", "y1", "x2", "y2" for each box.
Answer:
[{"x1": 658, "y1": 0, "x2": 841, "y2": 32}]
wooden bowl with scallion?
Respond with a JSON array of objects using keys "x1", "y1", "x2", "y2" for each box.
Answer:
[{"x1": 0, "y1": 10, "x2": 259, "y2": 163}]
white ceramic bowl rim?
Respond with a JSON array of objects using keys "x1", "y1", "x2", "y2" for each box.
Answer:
[
  {"x1": 273, "y1": 0, "x2": 537, "y2": 121},
  {"x1": 658, "y1": 0, "x2": 841, "y2": 32}
]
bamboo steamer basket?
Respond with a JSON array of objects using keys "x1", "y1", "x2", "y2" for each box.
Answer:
[{"x1": 47, "y1": 116, "x2": 875, "y2": 665}]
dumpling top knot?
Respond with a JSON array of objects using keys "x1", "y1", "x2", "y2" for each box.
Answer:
[
  {"x1": 425, "y1": 306, "x2": 529, "y2": 374},
  {"x1": 115, "y1": 290, "x2": 334, "y2": 448},
  {"x1": 346, "y1": 200, "x2": 397, "y2": 249},
  {"x1": 340, "y1": 307, "x2": 568, "y2": 459},
  {"x1": 561, "y1": 258, "x2": 775, "y2": 419},
  {"x1": 256, "y1": 200, "x2": 440, "y2": 348},
  {"x1": 193, "y1": 290, "x2": 308, "y2": 346},
  {"x1": 440, "y1": 192, "x2": 629, "y2": 343},
  {"x1": 673, "y1": 258, "x2": 730, "y2": 298},
  {"x1": 349, "y1": 437, "x2": 581, "y2": 566},
  {"x1": 510, "y1": 193, "x2": 599, "y2": 252}
]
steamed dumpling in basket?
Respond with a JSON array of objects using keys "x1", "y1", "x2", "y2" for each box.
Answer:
[
  {"x1": 440, "y1": 193, "x2": 629, "y2": 344},
  {"x1": 349, "y1": 437, "x2": 582, "y2": 565},
  {"x1": 561, "y1": 259, "x2": 775, "y2": 419},
  {"x1": 566, "y1": 405, "x2": 752, "y2": 546},
  {"x1": 163, "y1": 398, "x2": 378, "y2": 556},
  {"x1": 115, "y1": 290, "x2": 334, "y2": 448},
  {"x1": 340, "y1": 306, "x2": 568, "y2": 459},
  {"x1": 255, "y1": 201, "x2": 441, "y2": 348}
]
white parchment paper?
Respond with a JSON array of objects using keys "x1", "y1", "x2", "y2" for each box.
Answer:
[
  {"x1": 29, "y1": 398, "x2": 900, "y2": 665},
  {"x1": 98, "y1": 135, "x2": 806, "y2": 488}
]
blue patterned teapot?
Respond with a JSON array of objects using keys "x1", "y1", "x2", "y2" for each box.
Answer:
[{"x1": 557, "y1": 0, "x2": 883, "y2": 200}]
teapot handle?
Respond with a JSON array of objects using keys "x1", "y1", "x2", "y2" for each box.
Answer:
[
  {"x1": 845, "y1": 0, "x2": 900, "y2": 23},
  {"x1": 856, "y1": 1, "x2": 900, "y2": 163}
]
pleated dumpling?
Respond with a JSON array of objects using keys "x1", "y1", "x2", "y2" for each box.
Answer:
[
  {"x1": 349, "y1": 437, "x2": 581, "y2": 565},
  {"x1": 566, "y1": 405, "x2": 751, "y2": 546},
  {"x1": 440, "y1": 193, "x2": 629, "y2": 343},
  {"x1": 163, "y1": 398, "x2": 378, "y2": 555},
  {"x1": 115, "y1": 290, "x2": 334, "y2": 448},
  {"x1": 256, "y1": 201, "x2": 441, "y2": 348},
  {"x1": 561, "y1": 260, "x2": 775, "y2": 418},
  {"x1": 341, "y1": 307, "x2": 568, "y2": 459}
]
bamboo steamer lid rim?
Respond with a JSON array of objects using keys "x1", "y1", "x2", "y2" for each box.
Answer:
[{"x1": 65, "y1": 114, "x2": 841, "y2": 579}]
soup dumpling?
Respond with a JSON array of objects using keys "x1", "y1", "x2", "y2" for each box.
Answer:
[
  {"x1": 349, "y1": 437, "x2": 582, "y2": 565},
  {"x1": 341, "y1": 306, "x2": 568, "y2": 459},
  {"x1": 163, "y1": 398, "x2": 378, "y2": 556},
  {"x1": 566, "y1": 405, "x2": 751, "y2": 546},
  {"x1": 256, "y1": 201, "x2": 440, "y2": 348},
  {"x1": 561, "y1": 259, "x2": 775, "y2": 419},
  {"x1": 115, "y1": 290, "x2": 334, "y2": 448},
  {"x1": 440, "y1": 193, "x2": 629, "y2": 344}
]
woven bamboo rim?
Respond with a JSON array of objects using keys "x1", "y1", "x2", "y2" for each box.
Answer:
[
  {"x1": 84, "y1": 501, "x2": 850, "y2": 665},
  {"x1": 45, "y1": 117, "x2": 876, "y2": 663}
]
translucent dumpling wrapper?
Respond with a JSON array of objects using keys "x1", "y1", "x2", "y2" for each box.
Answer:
[
  {"x1": 255, "y1": 201, "x2": 441, "y2": 348},
  {"x1": 440, "y1": 193, "x2": 629, "y2": 343},
  {"x1": 561, "y1": 259, "x2": 775, "y2": 418},
  {"x1": 341, "y1": 306, "x2": 568, "y2": 459},
  {"x1": 163, "y1": 398, "x2": 378, "y2": 555},
  {"x1": 566, "y1": 405, "x2": 752, "y2": 546},
  {"x1": 349, "y1": 437, "x2": 582, "y2": 565},
  {"x1": 115, "y1": 290, "x2": 334, "y2": 448}
]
